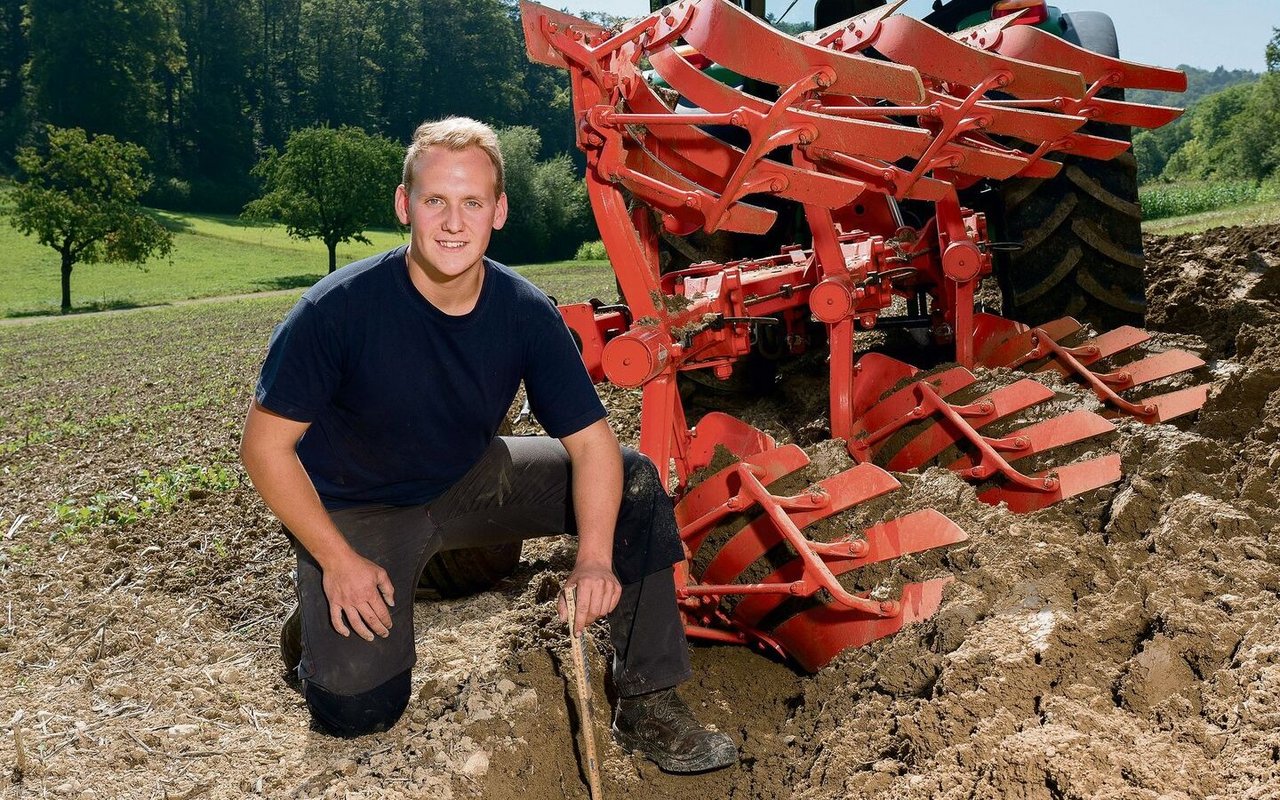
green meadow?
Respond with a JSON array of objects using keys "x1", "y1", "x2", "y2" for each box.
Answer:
[
  {"x1": 0, "y1": 204, "x2": 407, "y2": 316},
  {"x1": 0, "y1": 195, "x2": 617, "y2": 317}
]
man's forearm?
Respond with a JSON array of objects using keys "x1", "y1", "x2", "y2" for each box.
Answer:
[{"x1": 564, "y1": 421, "x2": 623, "y2": 568}]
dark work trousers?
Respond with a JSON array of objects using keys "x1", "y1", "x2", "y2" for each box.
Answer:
[{"x1": 292, "y1": 436, "x2": 692, "y2": 735}]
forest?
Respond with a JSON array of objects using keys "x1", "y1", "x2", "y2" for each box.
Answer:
[
  {"x1": 1, "y1": 2, "x2": 1278, "y2": 263},
  {"x1": 0, "y1": 0, "x2": 606, "y2": 262}
]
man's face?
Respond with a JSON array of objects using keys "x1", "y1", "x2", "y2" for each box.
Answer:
[{"x1": 394, "y1": 145, "x2": 507, "y2": 283}]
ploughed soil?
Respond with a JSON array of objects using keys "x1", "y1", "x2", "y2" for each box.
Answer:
[{"x1": 0, "y1": 223, "x2": 1278, "y2": 799}]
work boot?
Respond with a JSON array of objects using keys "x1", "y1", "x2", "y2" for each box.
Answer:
[
  {"x1": 612, "y1": 688, "x2": 737, "y2": 773},
  {"x1": 280, "y1": 604, "x2": 303, "y2": 693}
]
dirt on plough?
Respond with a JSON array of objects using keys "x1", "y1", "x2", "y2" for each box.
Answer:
[{"x1": 0, "y1": 224, "x2": 1278, "y2": 799}]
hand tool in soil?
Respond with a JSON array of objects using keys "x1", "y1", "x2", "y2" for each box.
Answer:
[
  {"x1": 564, "y1": 586, "x2": 604, "y2": 800},
  {"x1": 519, "y1": 0, "x2": 1203, "y2": 669}
]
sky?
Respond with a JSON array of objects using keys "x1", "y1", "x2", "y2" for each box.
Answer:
[{"x1": 554, "y1": 0, "x2": 1277, "y2": 73}]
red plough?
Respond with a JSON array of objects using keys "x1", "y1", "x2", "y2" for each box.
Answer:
[{"x1": 520, "y1": 0, "x2": 1208, "y2": 669}]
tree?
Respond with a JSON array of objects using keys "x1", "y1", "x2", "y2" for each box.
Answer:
[
  {"x1": 1222, "y1": 73, "x2": 1280, "y2": 181},
  {"x1": 489, "y1": 126, "x2": 590, "y2": 264},
  {"x1": 0, "y1": 0, "x2": 29, "y2": 167},
  {"x1": 1267, "y1": 27, "x2": 1279, "y2": 73},
  {"x1": 10, "y1": 127, "x2": 175, "y2": 313},
  {"x1": 244, "y1": 125, "x2": 401, "y2": 273},
  {"x1": 170, "y1": 0, "x2": 260, "y2": 209},
  {"x1": 24, "y1": 0, "x2": 183, "y2": 156},
  {"x1": 415, "y1": 0, "x2": 527, "y2": 125},
  {"x1": 299, "y1": 0, "x2": 383, "y2": 130}
]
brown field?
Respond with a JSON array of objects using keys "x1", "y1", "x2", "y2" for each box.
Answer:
[{"x1": 1, "y1": 224, "x2": 1278, "y2": 799}]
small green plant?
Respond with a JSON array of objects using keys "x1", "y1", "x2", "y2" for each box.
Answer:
[
  {"x1": 574, "y1": 240, "x2": 608, "y2": 261},
  {"x1": 52, "y1": 463, "x2": 242, "y2": 540}
]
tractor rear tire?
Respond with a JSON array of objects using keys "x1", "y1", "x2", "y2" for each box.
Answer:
[
  {"x1": 419, "y1": 541, "x2": 524, "y2": 598},
  {"x1": 990, "y1": 11, "x2": 1147, "y2": 330}
]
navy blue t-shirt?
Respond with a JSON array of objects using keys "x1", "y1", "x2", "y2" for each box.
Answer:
[{"x1": 255, "y1": 246, "x2": 606, "y2": 509}]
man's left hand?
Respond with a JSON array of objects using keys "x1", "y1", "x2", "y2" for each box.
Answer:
[{"x1": 559, "y1": 561, "x2": 621, "y2": 635}]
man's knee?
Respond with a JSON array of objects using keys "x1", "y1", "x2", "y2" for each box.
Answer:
[
  {"x1": 305, "y1": 669, "x2": 411, "y2": 738},
  {"x1": 621, "y1": 448, "x2": 664, "y2": 501}
]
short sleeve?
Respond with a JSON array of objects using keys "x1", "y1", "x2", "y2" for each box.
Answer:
[
  {"x1": 522, "y1": 296, "x2": 607, "y2": 439},
  {"x1": 255, "y1": 297, "x2": 344, "y2": 423}
]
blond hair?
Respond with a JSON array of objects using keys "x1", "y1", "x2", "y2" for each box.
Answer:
[{"x1": 402, "y1": 117, "x2": 505, "y2": 198}]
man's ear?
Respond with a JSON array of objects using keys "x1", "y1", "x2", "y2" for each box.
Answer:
[
  {"x1": 394, "y1": 184, "x2": 410, "y2": 226},
  {"x1": 492, "y1": 192, "x2": 508, "y2": 231}
]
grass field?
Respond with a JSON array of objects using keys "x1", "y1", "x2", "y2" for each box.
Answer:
[
  {"x1": 0, "y1": 194, "x2": 617, "y2": 316},
  {"x1": 1141, "y1": 198, "x2": 1280, "y2": 235},
  {"x1": 0, "y1": 203, "x2": 409, "y2": 316}
]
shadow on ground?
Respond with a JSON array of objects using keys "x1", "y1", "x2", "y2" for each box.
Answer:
[
  {"x1": 254, "y1": 275, "x2": 322, "y2": 291},
  {"x1": 5, "y1": 298, "x2": 155, "y2": 318}
]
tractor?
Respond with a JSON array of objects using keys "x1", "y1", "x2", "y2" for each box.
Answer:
[{"x1": 428, "y1": 0, "x2": 1209, "y2": 672}]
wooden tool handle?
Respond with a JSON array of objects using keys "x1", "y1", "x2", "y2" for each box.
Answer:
[{"x1": 565, "y1": 586, "x2": 604, "y2": 800}]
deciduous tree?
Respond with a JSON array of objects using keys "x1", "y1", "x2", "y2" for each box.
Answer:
[
  {"x1": 243, "y1": 125, "x2": 402, "y2": 273},
  {"x1": 24, "y1": 0, "x2": 183, "y2": 155},
  {"x1": 490, "y1": 126, "x2": 590, "y2": 264},
  {"x1": 10, "y1": 127, "x2": 175, "y2": 313}
]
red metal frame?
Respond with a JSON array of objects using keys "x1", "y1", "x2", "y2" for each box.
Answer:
[{"x1": 519, "y1": 0, "x2": 1199, "y2": 668}]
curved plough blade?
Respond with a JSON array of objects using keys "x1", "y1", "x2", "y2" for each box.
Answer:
[
  {"x1": 674, "y1": 415, "x2": 967, "y2": 671},
  {"x1": 972, "y1": 313, "x2": 1210, "y2": 424},
  {"x1": 846, "y1": 352, "x2": 1120, "y2": 511}
]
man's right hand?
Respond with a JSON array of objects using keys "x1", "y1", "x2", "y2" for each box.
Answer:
[{"x1": 320, "y1": 552, "x2": 396, "y2": 641}]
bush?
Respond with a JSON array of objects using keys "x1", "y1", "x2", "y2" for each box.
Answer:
[
  {"x1": 489, "y1": 126, "x2": 591, "y2": 265},
  {"x1": 144, "y1": 176, "x2": 192, "y2": 209},
  {"x1": 575, "y1": 240, "x2": 607, "y2": 261},
  {"x1": 1139, "y1": 180, "x2": 1261, "y2": 220},
  {"x1": 1259, "y1": 173, "x2": 1280, "y2": 202}
]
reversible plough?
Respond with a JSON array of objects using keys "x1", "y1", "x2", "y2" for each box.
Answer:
[{"x1": 521, "y1": 0, "x2": 1208, "y2": 670}]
